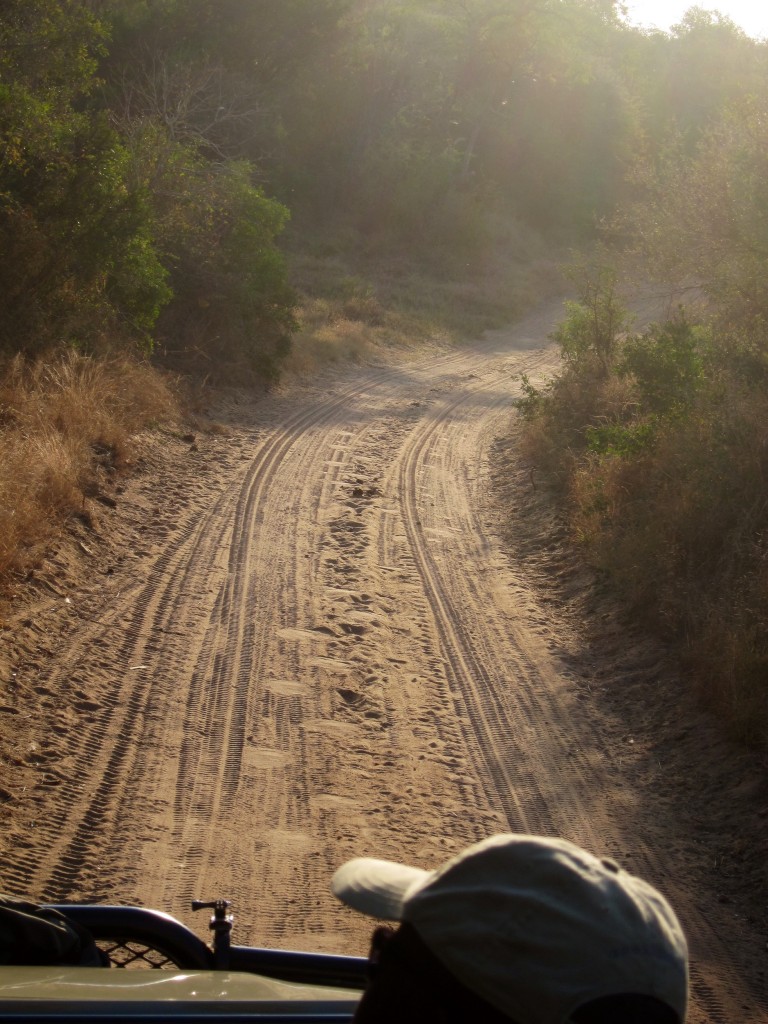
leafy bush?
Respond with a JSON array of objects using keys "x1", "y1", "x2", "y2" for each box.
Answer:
[
  {"x1": 520, "y1": 273, "x2": 768, "y2": 748},
  {"x1": 618, "y1": 316, "x2": 706, "y2": 416},
  {"x1": 0, "y1": 3, "x2": 171, "y2": 354},
  {"x1": 585, "y1": 419, "x2": 657, "y2": 458},
  {"x1": 551, "y1": 265, "x2": 633, "y2": 375},
  {"x1": 149, "y1": 155, "x2": 296, "y2": 381},
  {"x1": 624, "y1": 97, "x2": 768, "y2": 337}
]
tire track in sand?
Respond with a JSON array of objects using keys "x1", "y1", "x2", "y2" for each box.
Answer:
[
  {"x1": 147, "y1": 372, "x2": 408, "y2": 913},
  {"x1": 3, "y1": 301, "x2": 763, "y2": 1019},
  {"x1": 4, "y1": 471, "x2": 244, "y2": 901},
  {"x1": 384, "y1": 344, "x2": 762, "y2": 1023}
]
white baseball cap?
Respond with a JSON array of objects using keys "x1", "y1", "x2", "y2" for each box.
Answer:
[{"x1": 332, "y1": 833, "x2": 688, "y2": 1024}]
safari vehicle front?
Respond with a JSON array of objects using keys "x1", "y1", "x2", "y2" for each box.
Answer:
[{"x1": 0, "y1": 900, "x2": 364, "y2": 1023}]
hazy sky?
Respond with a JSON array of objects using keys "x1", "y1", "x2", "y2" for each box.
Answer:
[{"x1": 623, "y1": 0, "x2": 768, "y2": 38}]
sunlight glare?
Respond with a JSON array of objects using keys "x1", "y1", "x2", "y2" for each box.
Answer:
[{"x1": 623, "y1": 0, "x2": 768, "y2": 38}]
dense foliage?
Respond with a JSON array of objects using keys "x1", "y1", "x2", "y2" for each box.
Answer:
[
  {"x1": 3, "y1": 0, "x2": 766, "y2": 377},
  {"x1": 2, "y1": 0, "x2": 768, "y2": 738},
  {"x1": 0, "y1": 0, "x2": 298, "y2": 377},
  {"x1": 520, "y1": 229, "x2": 768, "y2": 748}
]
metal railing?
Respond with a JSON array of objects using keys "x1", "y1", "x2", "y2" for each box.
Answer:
[{"x1": 48, "y1": 903, "x2": 367, "y2": 989}]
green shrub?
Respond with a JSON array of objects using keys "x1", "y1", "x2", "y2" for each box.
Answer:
[
  {"x1": 519, "y1": 272, "x2": 768, "y2": 748},
  {"x1": 0, "y1": 5, "x2": 171, "y2": 354},
  {"x1": 618, "y1": 316, "x2": 706, "y2": 416},
  {"x1": 550, "y1": 265, "x2": 633, "y2": 375},
  {"x1": 585, "y1": 419, "x2": 658, "y2": 458},
  {"x1": 154, "y1": 157, "x2": 296, "y2": 381}
]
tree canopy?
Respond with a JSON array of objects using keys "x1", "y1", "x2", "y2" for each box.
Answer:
[{"x1": 2, "y1": 0, "x2": 767, "y2": 375}]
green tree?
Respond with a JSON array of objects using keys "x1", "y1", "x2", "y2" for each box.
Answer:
[
  {"x1": 552, "y1": 263, "x2": 632, "y2": 374},
  {"x1": 618, "y1": 317, "x2": 705, "y2": 416},
  {"x1": 623, "y1": 97, "x2": 768, "y2": 337},
  {"x1": 0, "y1": 0, "x2": 170, "y2": 352},
  {"x1": 121, "y1": 121, "x2": 295, "y2": 378}
]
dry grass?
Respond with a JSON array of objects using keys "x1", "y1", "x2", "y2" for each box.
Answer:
[
  {"x1": 283, "y1": 290, "x2": 444, "y2": 377},
  {"x1": 283, "y1": 222, "x2": 565, "y2": 378},
  {"x1": 529, "y1": 356, "x2": 768, "y2": 751},
  {"x1": 0, "y1": 350, "x2": 178, "y2": 586}
]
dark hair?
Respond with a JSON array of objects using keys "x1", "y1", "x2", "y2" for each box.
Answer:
[
  {"x1": 357, "y1": 923, "x2": 511, "y2": 1024},
  {"x1": 572, "y1": 993, "x2": 680, "y2": 1023}
]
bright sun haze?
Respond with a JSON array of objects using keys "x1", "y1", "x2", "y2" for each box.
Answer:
[{"x1": 624, "y1": 0, "x2": 768, "y2": 38}]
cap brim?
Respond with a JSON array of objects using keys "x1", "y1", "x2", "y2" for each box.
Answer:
[{"x1": 331, "y1": 857, "x2": 432, "y2": 921}]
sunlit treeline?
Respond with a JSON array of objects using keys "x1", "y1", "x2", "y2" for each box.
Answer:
[{"x1": 2, "y1": 0, "x2": 767, "y2": 371}]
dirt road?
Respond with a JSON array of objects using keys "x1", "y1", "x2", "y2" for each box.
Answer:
[{"x1": 1, "y1": 304, "x2": 766, "y2": 1020}]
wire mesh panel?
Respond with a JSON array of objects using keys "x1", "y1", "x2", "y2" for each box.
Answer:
[
  {"x1": 97, "y1": 938, "x2": 179, "y2": 969},
  {"x1": 51, "y1": 905, "x2": 215, "y2": 969}
]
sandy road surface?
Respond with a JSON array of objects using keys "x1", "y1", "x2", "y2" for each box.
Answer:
[{"x1": 1, "y1": 303, "x2": 766, "y2": 1020}]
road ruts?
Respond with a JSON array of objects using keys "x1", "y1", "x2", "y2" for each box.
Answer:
[
  {"x1": 2, "y1": 466, "x2": 247, "y2": 901},
  {"x1": 375, "y1": 350, "x2": 763, "y2": 1023},
  {"x1": 5, "y1": 300, "x2": 764, "y2": 1021}
]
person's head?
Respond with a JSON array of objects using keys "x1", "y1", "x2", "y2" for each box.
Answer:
[{"x1": 332, "y1": 834, "x2": 688, "y2": 1024}]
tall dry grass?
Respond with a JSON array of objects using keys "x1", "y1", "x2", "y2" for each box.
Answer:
[
  {"x1": 522, "y1": 333, "x2": 768, "y2": 751},
  {"x1": 0, "y1": 350, "x2": 178, "y2": 588}
]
